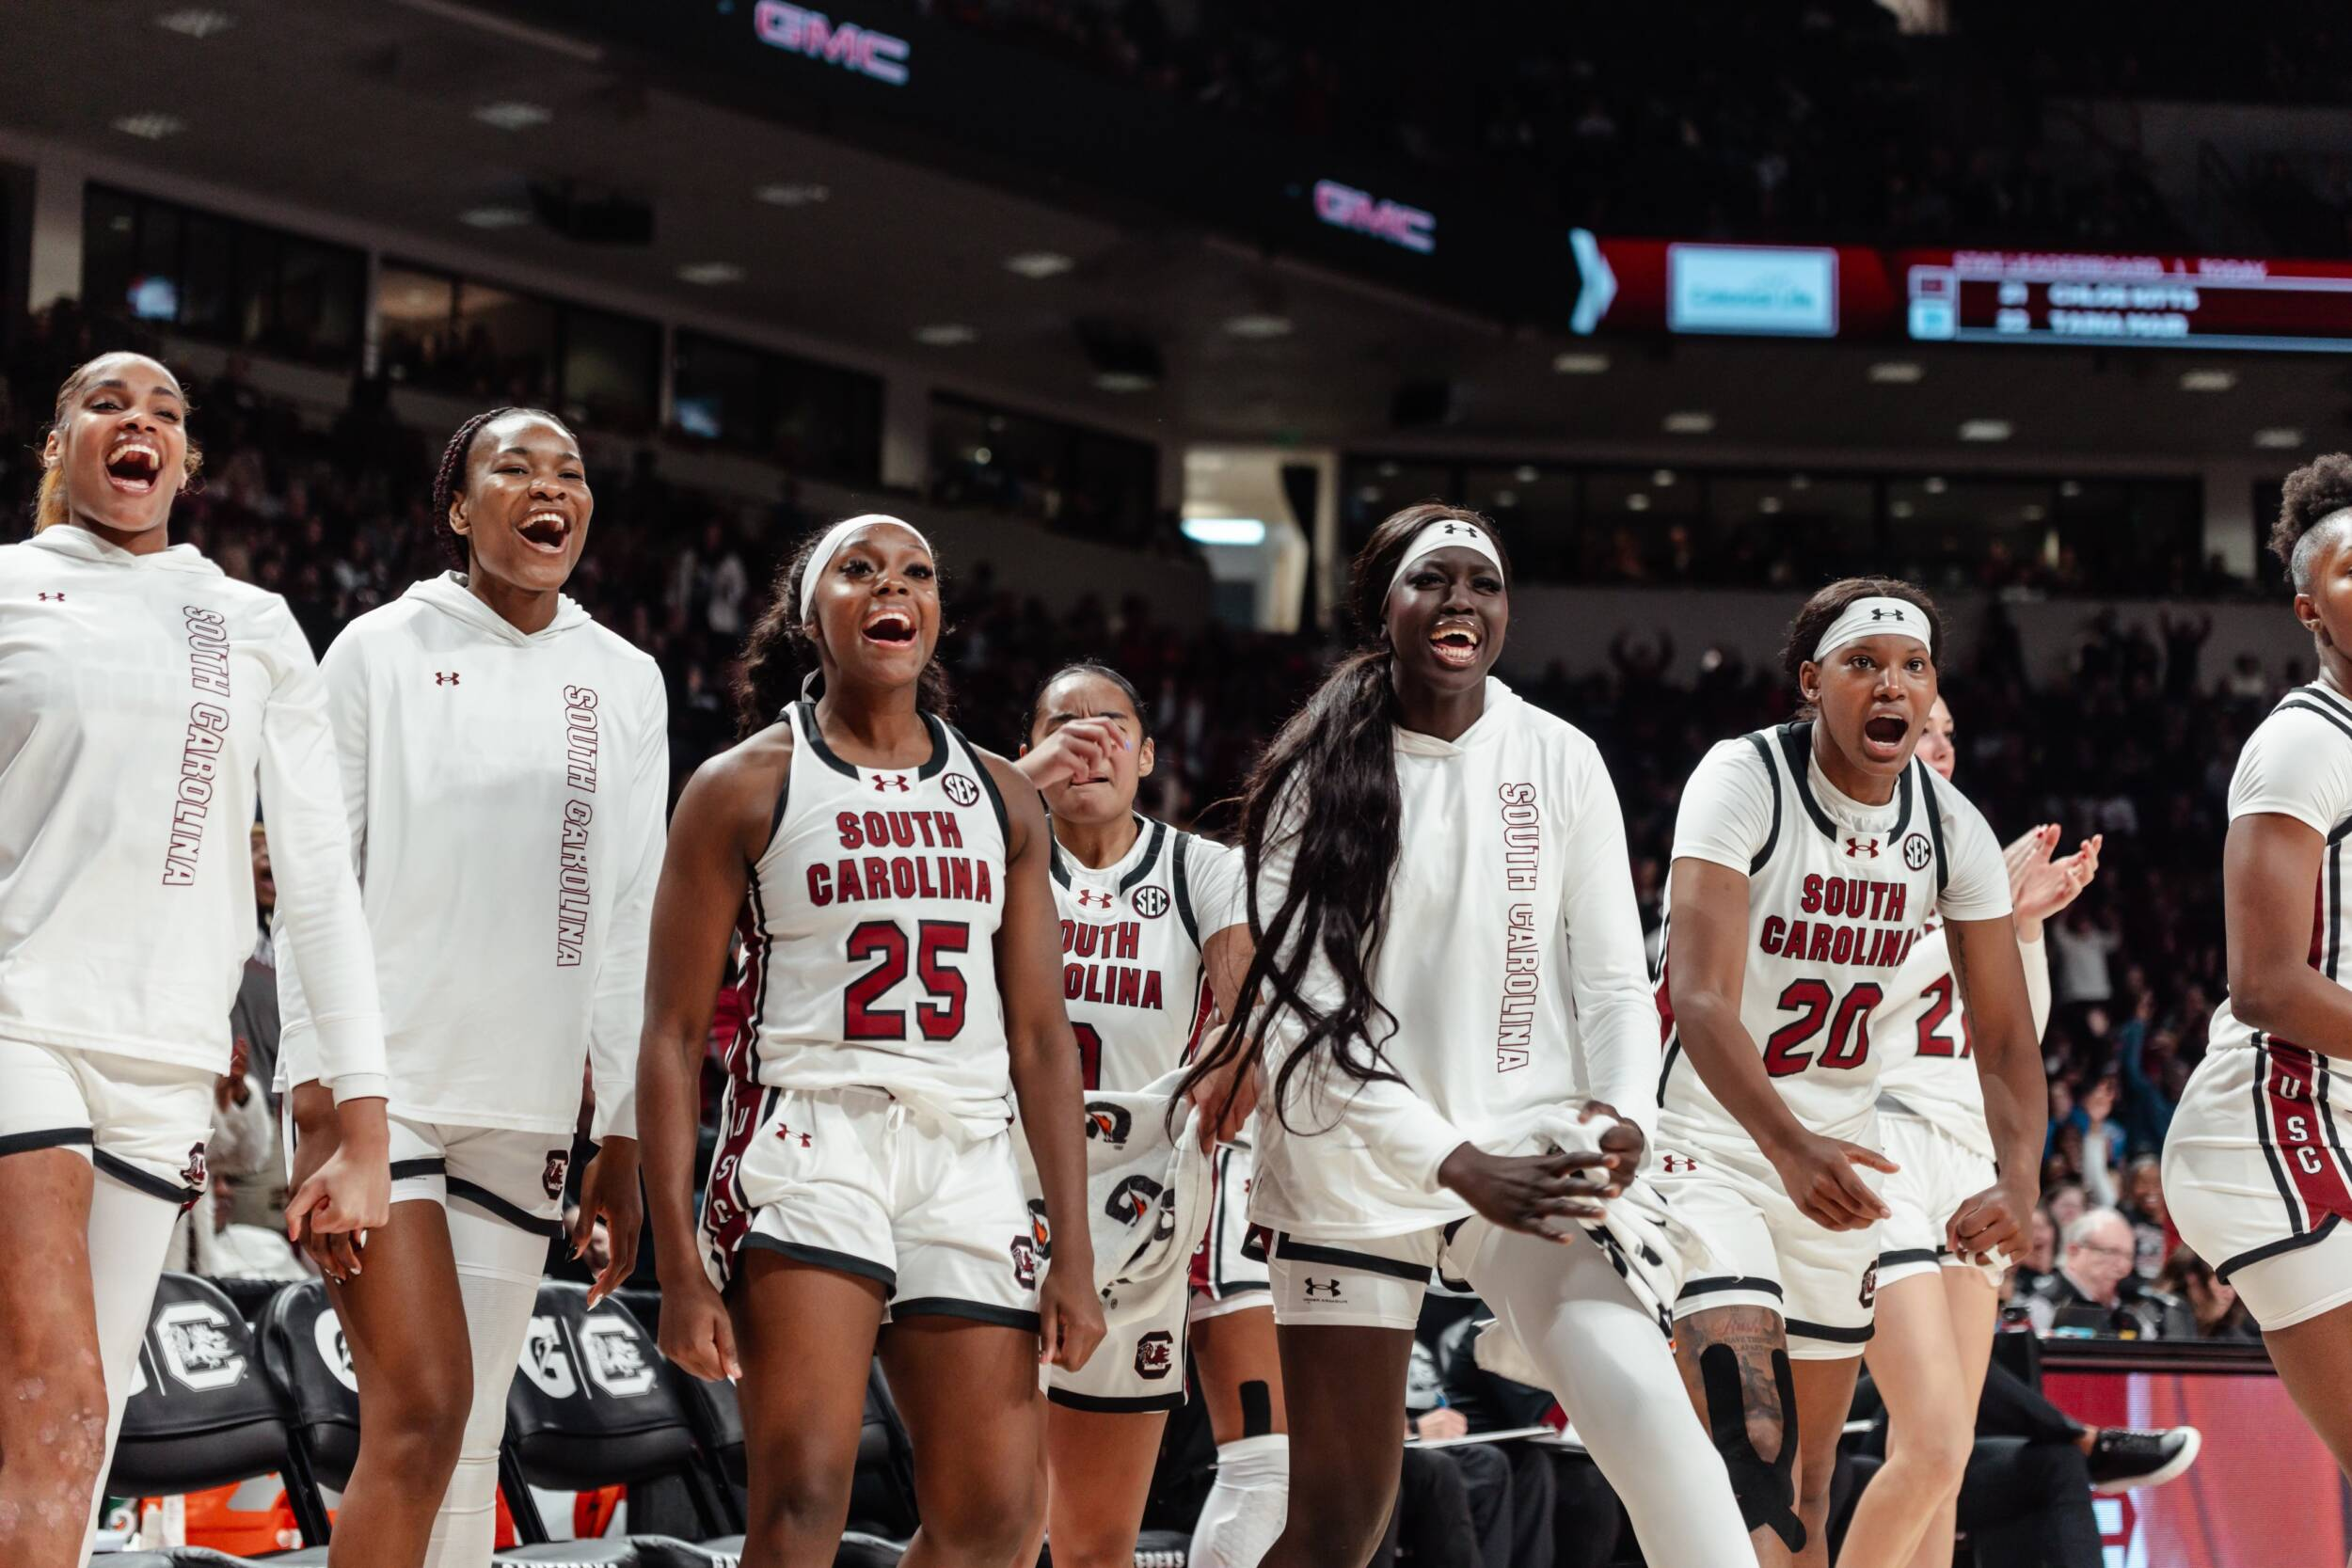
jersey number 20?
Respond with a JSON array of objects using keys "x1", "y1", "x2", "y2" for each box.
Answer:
[
  {"x1": 1762, "y1": 979, "x2": 1883, "y2": 1076},
  {"x1": 844, "y1": 919, "x2": 970, "y2": 1041}
]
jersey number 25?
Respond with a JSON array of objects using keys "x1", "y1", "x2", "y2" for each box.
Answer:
[{"x1": 844, "y1": 919, "x2": 971, "y2": 1041}]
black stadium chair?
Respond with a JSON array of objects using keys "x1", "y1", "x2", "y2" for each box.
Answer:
[
  {"x1": 256, "y1": 1279, "x2": 361, "y2": 1518},
  {"x1": 106, "y1": 1272, "x2": 332, "y2": 1561}
]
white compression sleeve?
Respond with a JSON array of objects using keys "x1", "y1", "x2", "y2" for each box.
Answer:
[
  {"x1": 1461, "y1": 1227, "x2": 1756, "y2": 1568},
  {"x1": 78, "y1": 1178, "x2": 186, "y2": 1566},
  {"x1": 1186, "y1": 1433, "x2": 1289, "y2": 1568},
  {"x1": 421, "y1": 1203, "x2": 548, "y2": 1568}
]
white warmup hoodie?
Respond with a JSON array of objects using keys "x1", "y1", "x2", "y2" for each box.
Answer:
[
  {"x1": 1248, "y1": 678, "x2": 1659, "y2": 1240},
  {"x1": 278, "y1": 574, "x2": 667, "y2": 1141},
  {"x1": 0, "y1": 525, "x2": 385, "y2": 1097}
]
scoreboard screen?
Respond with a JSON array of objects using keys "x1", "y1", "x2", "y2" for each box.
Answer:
[{"x1": 1900, "y1": 250, "x2": 2352, "y2": 352}]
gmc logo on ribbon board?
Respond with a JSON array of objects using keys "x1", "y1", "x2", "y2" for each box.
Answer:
[
  {"x1": 754, "y1": 2, "x2": 911, "y2": 86},
  {"x1": 1313, "y1": 180, "x2": 1435, "y2": 255}
]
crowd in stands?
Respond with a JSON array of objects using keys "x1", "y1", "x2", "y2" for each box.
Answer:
[{"x1": 1, "y1": 302, "x2": 2295, "y2": 1334}]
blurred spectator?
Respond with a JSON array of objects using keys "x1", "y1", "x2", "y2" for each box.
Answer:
[
  {"x1": 2026, "y1": 1210, "x2": 2194, "y2": 1338},
  {"x1": 166, "y1": 1038, "x2": 295, "y2": 1277},
  {"x1": 230, "y1": 822, "x2": 289, "y2": 1227},
  {"x1": 2154, "y1": 1247, "x2": 2262, "y2": 1341}
]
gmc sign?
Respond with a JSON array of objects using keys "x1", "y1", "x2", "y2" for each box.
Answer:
[
  {"x1": 1312, "y1": 180, "x2": 1435, "y2": 255},
  {"x1": 754, "y1": 3, "x2": 911, "y2": 86}
]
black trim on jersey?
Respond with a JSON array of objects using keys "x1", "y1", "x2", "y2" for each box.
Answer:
[
  {"x1": 893, "y1": 1297, "x2": 1042, "y2": 1333},
  {"x1": 1918, "y1": 759, "x2": 1950, "y2": 899},
  {"x1": 1740, "y1": 734, "x2": 1783, "y2": 873},
  {"x1": 948, "y1": 722, "x2": 1014, "y2": 843},
  {"x1": 743, "y1": 1235, "x2": 899, "y2": 1294},
  {"x1": 1877, "y1": 1247, "x2": 1940, "y2": 1272},
  {"x1": 94, "y1": 1149, "x2": 200, "y2": 1204},
  {"x1": 1120, "y1": 818, "x2": 1169, "y2": 895},
  {"x1": 793, "y1": 699, "x2": 951, "y2": 781},
  {"x1": 2329, "y1": 836, "x2": 2346, "y2": 982},
  {"x1": 389, "y1": 1157, "x2": 447, "y2": 1182},
  {"x1": 768, "y1": 766, "x2": 793, "y2": 852},
  {"x1": 1048, "y1": 1386, "x2": 1186, "y2": 1414},
  {"x1": 2250, "y1": 1036, "x2": 2307, "y2": 1236},
  {"x1": 1776, "y1": 722, "x2": 1838, "y2": 842},
  {"x1": 1786, "y1": 1318, "x2": 1874, "y2": 1345},
  {"x1": 2319, "y1": 1053, "x2": 2352, "y2": 1194},
  {"x1": 1273, "y1": 1233, "x2": 1434, "y2": 1283},
  {"x1": 447, "y1": 1178, "x2": 565, "y2": 1241},
  {"x1": 1676, "y1": 1275, "x2": 1788, "y2": 1304},
  {"x1": 2278, "y1": 697, "x2": 2352, "y2": 750},
  {"x1": 1048, "y1": 840, "x2": 1072, "y2": 889},
  {"x1": 2216, "y1": 1212, "x2": 2342, "y2": 1283},
  {"x1": 1171, "y1": 830, "x2": 1201, "y2": 948},
  {"x1": 0, "y1": 1127, "x2": 93, "y2": 1158},
  {"x1": 739, "y1": 879, "x2": 773, "y2": 1078}
]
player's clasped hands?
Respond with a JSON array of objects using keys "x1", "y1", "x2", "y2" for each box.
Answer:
[
  {"x1": 1768, "y1": 1129, "x2": 1897, "y2": 1232},
  {"x1": 1946, "y1": 1180, "x2": 2031, "y2": 1267},
  {"x1": 1438, "y1": 1143, "x2": 1617, "y2": 1241}
]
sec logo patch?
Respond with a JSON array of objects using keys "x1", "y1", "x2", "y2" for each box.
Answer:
[
  {"x1": 1902, "y1": 833, "x2": 1932, "y2": 872},
  {"x1": 1131, "y1": 885, "x2": 1171, "y2": 919},
  {"x1": 943, "y1": 772, "x2": 982, "y2": 809}
]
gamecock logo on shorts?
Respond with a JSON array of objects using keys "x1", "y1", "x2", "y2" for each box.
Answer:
[
  {"x1": 543, "y1": 1150, "x2": 569, "y2": 1201},
  {"x1": 1858, "y1": 1262, "x2": 1879, "y2": 1308},
  {"x1": 1085, "y1": 1101, "x2": 1134, "y2": 1146},
  {"x1": 182, "y1": 1142, "x2": 210, "y2": 1194},
  {"x1": 1902, "y1": 833, "x2": 1933, "y2": 872},
  {"x1": 943, "y1": 771, "x2": 982, "y2": 809},
  {"x1": 1135, "y1": 1330, "x2": 1175, "y2": 1380},
  {"x1": 1027, "y1": 1198, "x2": 1053, "y2": 1259},
  {"x1": 1010, "y1": 1235, "x2": 1040, "y2": 1289},
  {"x1": 1131, "y1": 885, "x2": 1171, "y2": 919}
]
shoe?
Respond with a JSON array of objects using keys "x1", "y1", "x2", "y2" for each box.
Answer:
[{"x1": 2086, "y1": 1425, "x2": 2201, "y2": 1494}]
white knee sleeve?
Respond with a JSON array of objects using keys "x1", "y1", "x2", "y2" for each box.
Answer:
[
  {"x1": 1187, "y1": 1434, "x2": 1288, "y2": 1568},
  {"x1": 1464, "y1": 1228, "x2": 1756, "y2": 1568},
  {"x1": 421, "y1": 1206, "x2": 548, "y2": 1568},
  {"x1": 79, "y1": 1178, "x2": 188, "y2": 1566}
]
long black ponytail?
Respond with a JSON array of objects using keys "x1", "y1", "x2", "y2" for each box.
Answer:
[
  {"x1": 1177, "y1": 502, "x2": 1507, "y2": 1134},
  {"x1": 734, "y1": 521, "x2": 955, "y2": 737}
]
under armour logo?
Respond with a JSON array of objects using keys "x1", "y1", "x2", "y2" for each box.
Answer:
[
  {"x1": 1845, "y1": 836, "x2": 1879, "y2": 859},
  {"x1": 776, "y1": 1123, "x2": 812, "y2": 1148},
  {"x1": 1869, "y1": 608, "x2": 1900, "y2": 622},
  {"x1": 1301, "y1": 1278, "x2": 1344, "y2": 1300},
  {"x1": 434, "y1": 672, "x2": 460, "y2": 686},
  {"x1": 872, "y1": 774, "x2": 910, "y2": 793},
  {"x1": 1073, "y1": 888, "x2": 1112, "y2": 909},
  {"x1": 1660, "y1": 1154, "x2": 1700, "y2": 1174},
  {"x1": 36, "y1": 592, "x2": 63, "y2": 602}
]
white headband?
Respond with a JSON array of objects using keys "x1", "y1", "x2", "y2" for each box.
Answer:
[
  {"x1": 1812, "y1": 595, "x2": 1931, "y2": 663},
  {"x1": 798, "y1": 514, "x2": 933, "y2": 616},
  {"x1": 1388, "y1": 517, "x2": 1505, "y2": 598}
]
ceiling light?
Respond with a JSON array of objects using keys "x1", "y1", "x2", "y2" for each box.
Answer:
[
  {"x1": 1663, "y1": 411, "x2": 1715, "y2": 435},
  {"x1": 1869, "y1": 360, "x2": 1924, "y2": 384},
  {"x1": 1958, "y1": 419, "x2": 2012, "y2": 442},
  {"x1": 1095, "y1": 370, "x2": 1156, "y2": 392},
  {"x1": 473, "y1": 102, "x2": 551, "y2": 132},
  {"x1": 1223, "y1": 313, "x2": 1294, "y2": 340},
  {"x1": 1789, "y1": 473, "x2": 1812, "y2": 491},
  {"x1": 1891, "y1": 499, "x2": 1915, "y2": 519},
  {"x1": 111, "y1": 114, "x2": 185, "y2": 140},
  {"x1": 1514, "y1": 465, "x2": 1539, "y2": 483},
  {"x1": 676, "y1": 262, "x2": 745, "y2": 286},
  {"x1": 1495, "y1": 489, "x2": 1519, "y2": 508},
  {"x1": 1185, "y1": 451, "x2": 1227, "y2": 471},
  {"x1": 1182, "y1": 517, "x2": 1266, "y2": 546},
  {"x1": 1923, "y1": 476, "x2": 1947, "y2": 495},
  {"x1": 971, "y1": 446, "x2": 993, "y2": 465},
  {"x1": 1358, "y1": 484, "x2": 1383, "y2": 503},
  {"x1": 1004, "y1": 251, "x2": 1073, "y2": 280},
  {"x1": 1652, "y1": 468, "x2": 1677, "y2": 487},
  {"x1": 1626, "y1": 492, "x2": 1652, "y2": 513},
  {"x1": 2179, "y1": 368, "x2": 2236, "y2": 392},
  {"x1": 155, "y1": 8, "x2": 235, "y2": 39},
  {"x1": 2023, "y1": 503, "x2": 2047, "y2": 522},
  {"x1": 2256, "y1": 427, "x2": 2305, "y2": 449},
  {"x1": 755, "y1": 182, "x2": 831, "y2": 207},
  {"x1": 1377, "y1": 462, "x2": 1400, "y2": 478},
  {"x1": 459, "y1": 206, "x2": 532, "y2": 230},
  {"x1": 2059, "y1": 479, "x2": 2083, "y2": 498},
  {"x1": 1759, "y1": 495, "x2": 1783, "y2": 515},
  {"x1": 1552, "y1": 351, "x2": 1610, "y2": 374},
  {"x1": 914, "y1": 324, "x2": 976, "y2": 346}
]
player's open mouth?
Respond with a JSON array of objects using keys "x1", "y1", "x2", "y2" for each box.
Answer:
[
  {"x1": 104, "y1": 438, "x2": 163, "y2": 494},
  {"x1": 517, "y1": 510, "x2": 570, "y2": 552},
  {"x1": 1430, "y1": 620, "x2": 1483, "y2": 668},
  {"x1": 863, "y1": 609, "x2": 917, "y2": 644},
  {"x1": 1861, "y1": 713, "x2": 1909, "y2": 757}
]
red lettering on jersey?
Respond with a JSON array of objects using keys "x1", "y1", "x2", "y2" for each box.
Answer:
[
  {"x1": 1063, "y1": 962, "x2": 1084, "y2": 1000},
  {"x1": 977, "y1": 862, "x2": 993, "y2": 903},
  {"x1": 1830, "y1": 925, "x2": 1855, "y2": 965},
  {"x1": 1783, "y1": 918, "x2": 1809, "y2": 957},
  {"x1": 1118, "y1": 921, "x2": 1140, "y2": 961},
  {"x1": 1800, "y1": 874, "x2": 1822, "y2": 913},
  {"x1": 1761, "y1": 915, "x2": 1787, "y2": 956},
  {"x1": 836, "y1": 810, "x2": 865, "y2": 849},
  {"x1": 936, "y1": 810, "x2": 964, "y2": 849},
  {"x1": 1885, "y1": 883, "x2": 1907, "y2": 925},
  {"x1": 951, "y1": 858, "x2": 975, "y2": 900},
  {"x1": 1058, "y1": 918, "x2": 1077, "y2": 954},
  {"x1": 1807, "y1": 925, "x2": 1833, "y2": 962},
  {"x1": 809, "y1": 863, "x2": 833, "y2": 905},
  {"x1": 1142, "y1": 970, "x2": 1163, "y2": 1010},
  {"x1": 832, "y1": 858, "x2": 866, "y2": 901},
  {"x1": 1116, "y1": 967, "x2": 1140, "y2": 1007}
]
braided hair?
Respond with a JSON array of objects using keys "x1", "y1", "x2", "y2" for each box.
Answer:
[
  {"x1": 429, "y1": 406, "x2": 567, "y2": 570},
  {"x1": 1174, "y1": 501, "x2": 1505, "y2": 1137},
  {"x1": 734, "y1": 522, "x2": 955, "y2": 737}
]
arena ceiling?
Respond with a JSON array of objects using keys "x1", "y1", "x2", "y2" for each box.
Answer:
[{"x1": 7, "y1": 0, "x2": 2352, "y2": 466}]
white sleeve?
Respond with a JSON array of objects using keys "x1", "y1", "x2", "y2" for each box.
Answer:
[
  {"x1": 257, "y1": 610, "x2": 386, "y2": 1101},
  {"x1": 1933, "y1": 790, "x2": 2013, "y2": 924},
  {"x1": 273, "y1": 626, "x2": 372, "y2": 1096},
  {"x1": 587, "y1": 670, "x2": 669, "y2": 1143},
  {"x1": 212, "y1": 1075, "x2": 276, "y2": 1177},
  {"x1": 1188, "y1": 836, "x2": 1248, "y2": 941},
  {"x1": 2019, "y1": 931, "x2": 2052, "y2": 1040},
  {"x1": 1555, "y1": 737, "x2": 1661, "y2": 1142},
  {"x1": 1253, "y1": 784, "x2": 1466, "y2": 1191},
  {"x1": 2230, "y1": 704, "x2": 2352, "y2": 835},
  {"x1": 1669, "y1": 738, "x2": 1774, "y2": 876}
]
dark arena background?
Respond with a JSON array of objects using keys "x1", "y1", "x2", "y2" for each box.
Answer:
[{"x1": 7, "y1": 2, "x2": 2352, "y2": 1564}]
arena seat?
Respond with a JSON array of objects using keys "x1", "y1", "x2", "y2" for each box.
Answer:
[
  {"x1": 105, "y1": 1272, "x2": 333, "y2": 1561},
  {"x1": 255, "y1": 1280, "x2": 360, "y2": 1512}
]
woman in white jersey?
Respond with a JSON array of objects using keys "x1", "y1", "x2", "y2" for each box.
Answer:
[
  {"x1": 1658, "y1": 577, "x2": 2044, "y2": 1568},
  {"x1": 1007, "y1": 662, "x2": 1275, "y2": 1568},
  {"x1": 0, "y1": 354, "x2": 388, "y2": 1564},
  {"x1": 639, "y1": 516, "x2": 1103, "y2": 1568},
  {"x1": 1175, "y1": 503, "x2": 1756, "y2": 1568},
  {"x1": 1837, "y1": 695, "x2": 2097, "y2": 1568},
  {"x1": 276, "y1": 406, "x2": 667, "y2": 1568},
  {"x1": 2167, "y1": 454, "x2": 2352, "y2": 1493}
]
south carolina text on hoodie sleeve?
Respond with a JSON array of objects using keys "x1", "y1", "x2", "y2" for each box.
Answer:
[{"x1": 586, "y1": 668, "x2": 669, "y2": 1142}]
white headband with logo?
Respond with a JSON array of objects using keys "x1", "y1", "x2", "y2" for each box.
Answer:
[
  {"x1": 1812, "y1": 595, "x2": 1930, "y2": 662},
  {"x1": 1388, "y1": 517, "x2": 1505, "y2": 598},
  {"x1": 798, "y1": 514, "x2": 933, "y2": 615}
]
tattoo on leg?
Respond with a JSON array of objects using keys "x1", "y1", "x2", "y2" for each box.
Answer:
[{"x1": 1681, "y1": 1307, "x2": 1804, "y2": 1553}]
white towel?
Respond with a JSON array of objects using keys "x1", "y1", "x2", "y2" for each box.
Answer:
[{"x1": 1078, "y1": 1069, "x2": 1212, "y2": 1293}]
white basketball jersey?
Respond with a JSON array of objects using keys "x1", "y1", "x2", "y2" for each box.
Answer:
[
  {"x1": 728, "y1": 701, "x2": 1011, "y2": 1131},
  {"x1": 1659, "y1": 722, "x2": 2010, "y2": 1149},
  {"x1": 1870, "y1": 922, "x2": 1994, "y2": 1158},
  {"x1": 1050, "y1": 817, "x2": 1239, "y2": 1094}
]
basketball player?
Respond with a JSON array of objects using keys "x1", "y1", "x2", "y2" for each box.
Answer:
[
  {"x1": 2166, "y1": 453, "x2": 2352, "y2": 1506},
  {"x1": 1009, "y1": 662, "x2": 1269, "y2": 1568},
  {"x1": 638, "y1": 516, "x2": 1104, "y2": 1568},
  {"x1": 1837, "y1": 695, "x2": 2098, "y2": 1568},
  {"x1": 0, "y1": 353, "x2": 388, "y2": 1566},
  {"x1": 1658, "y1": 578, "x2": 2044, "y2": 1568},
  {"x1": 275, "y1": 407, "x2": 667, "y2": 1568},
  {"x1": 1177, "y1": 503, "x2": 1756, "y2": 1568}
]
